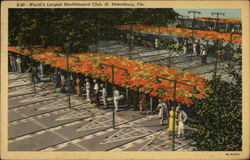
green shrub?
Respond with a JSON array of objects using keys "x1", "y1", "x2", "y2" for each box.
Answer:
[{"x1": 186, "y1": 74, "x2": 242, "y2": 151}]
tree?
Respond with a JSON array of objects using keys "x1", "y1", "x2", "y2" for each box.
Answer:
[
  {"x1": 9, "y1": 8, "x2": 179, "y2": 53},
  {"x1": 127, "y1": 8, "x2": 179, "y2": 25},
  {"x1": 186, "y1": 59, "x2": 242, "y2": 151}
]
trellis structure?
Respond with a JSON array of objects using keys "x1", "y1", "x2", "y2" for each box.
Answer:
[{"x1": 9, "y1": 46, "x2": 209, "y2": 106}]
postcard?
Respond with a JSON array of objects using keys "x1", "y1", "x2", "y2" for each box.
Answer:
[{"x1": 1, "y1": 0, "x2": 249, "y2": 160}]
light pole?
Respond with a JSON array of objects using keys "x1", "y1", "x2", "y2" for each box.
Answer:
[
  {"x1": 29, "y1": 48, "x2": 36, "y2": 94},
  {"x1": 211, "y1": 12, "x2": 225, "y2": 32},
  {"x1": 155, "y1": 76, "x2": 199, "y2": 151},
  {"x1": 66, "y1": 51, "x2": 71, "y2": 109},
  {"x1": 178, "y1": 15, "x2": 189, "y2": 28},
  {"x1": 188, "y1": 10, "x2": 201, "y2": 40},
  {"x1": 211, "y1": 12, "x2": 225, "y2": 77},
  {"x1": 126, "y1": 20, "x2": 139, "y2": 60},
  {"x1": 97, "y1": 63, "x2": 129, "y2": 129},
  {"x1": 32, "y1": 60, "x2": 36, "y2": 93},
  {"x1": 151, "y1": 12, "x2": 162, "y2": 54}
]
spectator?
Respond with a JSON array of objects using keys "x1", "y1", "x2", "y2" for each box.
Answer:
[
  {"x1": 218, "y1": 48, "x2": 225, "y2": 61},
  {"x1": 93, "y1": 79, "x2": 100, "y2": 105},
  {"x1": 69, "y1": 74, "x2": 74, "y2": 91},
  {"x1": 141, "y1": 39, "x2": 148, "y2": 48},
  {"x1": 113, "y1": 86, "x2": 123, "y2": 112},
  {"x1": 165, "y1": 101, "x2": 171, "y2": 124},
  {"x1": 126, "y1": 33, "x2": 130, "y2": 43},
  {"x1": 39, "y1": 63, "x2": 45, "y2": 77},
  {"x1": 60, "y1": 74, "x2": 66, "y2": 93},
  {"x1": 154, "y1": 99, "x2": 167, "y2": 125},
  {"x1": 9, "y1": 53, "x2": 17, "y2": 72},
  {"x1": 168, "y1": 106, "x2": 178, "y2": 136},
  {"x1": 50, "y1": 72, "x2": 60, "y2": 89},
  {"x1": 139, "y1": 93, "x2": 146, "y2": 114},
  {"x1": 28, "y1": 64, "x2": 33, "y2": 82},
  {"x1": 176, "y1": 106, "x2": 188, "y2": 138},
  {"x1": 183, "y1": 40, "x2": 188, "y2": 55},
  {"x1": 66, "y1": 76, "x2": 73, "y2": 93},
  {"x1": 31, "y1": 65, "x2": 41, "y2": 83},
  {"x1": 49, "y1": 73, "x2": 57, "y2": 92},
  {"x1": 85, "y1": 78, "x2": 91, "y2": 103},
  {"x1": 154, "y1": 37, "x2": 159, "y2": 50},
  {"x1": 200, "y1": 47, "x2": 208, "y2": 66},
  {"x1": 230, "y1": 27, "x2": 235, "y2": 41},
  {"x1": 75, "y1": 75, "x2": 81, "y2": 96},
  {"x1": 175, "y1": 41, "x2": 180, "y2": 54},
  {"x1": 101, "y1": 84, "x2": 107, "y2": 108},
  {"x1": 60, "y1": 71, "x2": 65, "y2": 87},
  {"x1": 192, "y1": 42, "x2": 197, "y2": 56},
  {"x1": 16, "y1": 55, "x2": 22, "y2": 73},
  {"x1": 93, "y1": 79, "x2": 99, "y2": 94}
]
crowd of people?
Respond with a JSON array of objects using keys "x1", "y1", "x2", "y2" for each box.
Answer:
[
  {"x1": 8, "y1": 54, "x2": 23, "y2": 73},
  {"x1": 176, "y1": 18, "x2": 242, "y2": 34},
  {"x1": 48, "y1": 69, "x2": 125, "y2": 110},
  {"x1": 8, "y1": 53, "x2": 129, "y2": 111},
  {"x1": 115, "y1": 29, "x2": 240, "y2": 67},
  {"x1": 154, "y1": 99, "x2": 188, "y2": 138}
]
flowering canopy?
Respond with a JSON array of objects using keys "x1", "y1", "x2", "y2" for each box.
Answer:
[
  {"x1": 9, "y1": 46, "x2": 209, "y2": 106},
  {"x1": 195, "y1": 17, "x2": 241, "y2": 24},
  {"x1": 115, "y1": 25, "x2": 242, "y2": 44}
]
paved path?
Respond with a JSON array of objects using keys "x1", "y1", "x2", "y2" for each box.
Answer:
[
  {"x1": 90, "y1": 40, "x2": 238, "y2": 82},
  {"x1": 8, "y1": 72, "x2": 193, "y2": 151}
]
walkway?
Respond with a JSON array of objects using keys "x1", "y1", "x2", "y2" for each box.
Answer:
[{"x1": 8, "y1": 72, "x2": 193, "y2": 151}]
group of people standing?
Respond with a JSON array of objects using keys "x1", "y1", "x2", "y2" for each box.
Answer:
[
  {"x1": 48, "y1": 70, "x2": 124, "y2": 110},
  {"x1": 8, "y1": 52, "x2": 46, "y2": 77},
  {"x1": 154, "y1": 99, "x2": 188, "y2": 138},
  {"x1": 83, "y1": 78, "x2": 124, "y2": 111},
  {"x1": 118, "y1": 29, "x2": 239, "y2": 69},
  {"x1": 156, "y1": 36, "x2": 238, "y2": 66},
  {"x1": 8, "y1": 53, "x2": 23, "y2": 73}
]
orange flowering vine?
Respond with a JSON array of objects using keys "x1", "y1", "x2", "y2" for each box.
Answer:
[
  {"x1": 115, "y1": 25, "x2": 241, "y2": 44},
  {"x1": 9, "y1": 46, "x2": 210, "y2": 106}
]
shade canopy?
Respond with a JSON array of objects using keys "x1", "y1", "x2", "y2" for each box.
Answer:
[
  {"x1": 115, "y1": 25, "x2": 241, "y2": 44},
  {"x1": 8, "y1": 46, "x2": 209, "y2": 105},
  {"x1": 195, "y1": 17, "x2": 241, "y2": 24}
]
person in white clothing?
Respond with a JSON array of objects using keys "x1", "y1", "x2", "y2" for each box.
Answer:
[
  {"x1": 101, "y1": 84, "x2": 107, "y2": 108},
  {"x1": 93, "y1": 79, "x2": 100, "y2": 104},
  {"x1": 176, "y1": 106, "x2": 188, "y2": 138},
  {"x1": 85, "y1": 78, "x2": 91, "y2": 103},
  {"x1": 113, "y1": 87, "x2": 122, "y2": 111},
  {"x1": 230, "y1": 27, "x2": 235, "y2": 41},
  {"x1": 154, "y1": 37, "x2": 159, "y2": 49},
  {"x1": 93, "y1": 79, "x2": 99, "y2": 94},
  {"x1": 200, "y1": 48, "x2": 208, "y2": 66},
  {"x1": 176, "y1": 41, "x2": 179, "y2": 50},
  {"x1": 16, "y1": 55, "x2": 22, "y2": 73},
  {"x1": 154, "y1": 99, "x2": 167, "y2": 125},
  {"x1": 193, "y1": 42, "x2": 197, "y2": 56},
  {"x1": 183, "y1": 41, "x2": 187, "y2": 55},
  {"x1": 60, "y1": 73, "x2": 65, "y2": 85},
  {"x1": 70, "y1": 74, "x2": 74, "y2": 81},
  {"x1": 39, "y1": 63, "x2": 44, "y2": 77}
]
